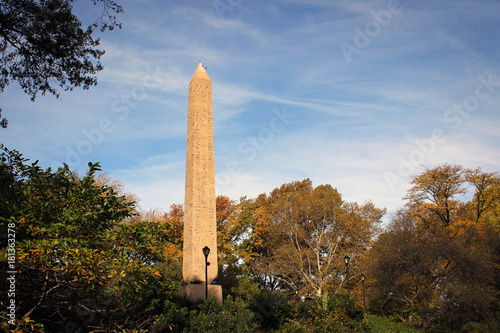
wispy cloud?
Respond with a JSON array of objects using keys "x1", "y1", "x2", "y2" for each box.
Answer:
[{"x1": 2, "y1": 0, "x2": 499, "y2": 217}]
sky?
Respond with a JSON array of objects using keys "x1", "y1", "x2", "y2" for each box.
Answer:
[{"x1": 1, "y1": 0, "x2": 500, "y2": 220}]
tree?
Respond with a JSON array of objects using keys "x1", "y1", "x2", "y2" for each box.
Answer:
[
  {"x1": 0, "y1": 145, "x2": 176, "y2": 331},
  {"x1": 216, "y1": 195, "x2": 248, "y2": 266},
  {"x1": 366, "y1": 210, "x2": 436, "y2": 311},
  {"x1": 131, "y1": 195, "x2": 247, "y2": 288},
  {"x1": 466, "y1": 168, "x2": 500, "y2": 223},
  {"x1": 242, "y1": 179, "x2": 385, "y2": 298},
  {"x1": 367, "y1": 164, "x2": 500, "y2": 330},
  {"x1": 0, "y1": 0, "x2": 123, "y2": 125},
  {"x1": 404, "y1": 164, "x2": 466, "y2": 230}
]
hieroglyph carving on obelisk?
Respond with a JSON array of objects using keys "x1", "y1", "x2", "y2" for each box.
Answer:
[{"x1": 183, "y1": 62, "x2": 217, "y2": 285}]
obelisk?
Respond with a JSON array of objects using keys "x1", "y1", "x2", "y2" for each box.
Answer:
[{"x1": 179, "y1": 62, "x2": 222, "y2": 302}]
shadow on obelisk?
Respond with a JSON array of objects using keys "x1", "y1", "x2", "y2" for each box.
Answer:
[{"x1": 178, "y1": 62, "x2": 222, "y2": 303}]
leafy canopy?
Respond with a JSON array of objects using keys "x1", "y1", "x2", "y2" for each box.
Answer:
[
  {"x1": 366, "y1": 164, "x2": 500, "y2": 331},
  {"x1": 0, "y1": 0, "x2": 123, "y2": 127}
]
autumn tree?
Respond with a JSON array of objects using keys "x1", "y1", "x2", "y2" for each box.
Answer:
[
  {"x1": 467, "y1": 168, "x2": 500, "y2": 223},
  {"x1": 366, "y1": 210, "x2": 439, "y2": 311},
  {"x1": 153, "y1": 203, "x2": 185, "y2": 282},
  {"x1": 129, "y1": 195, "x2": 246, "y2": 289},
  {"x1": 367, "y1": 164, "x2": 500, "y2": 330},
  {"x1": 404, "y1": 164, "x2": 467, "y2": 230},
  {"x1": 216, "y1": 195, "x2": 248, "y2": 265},
  {"x1": 242, "y1": 179, "x2": 385, "y2": 298}
]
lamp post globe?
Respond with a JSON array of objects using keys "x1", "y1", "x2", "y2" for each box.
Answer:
[
  {"x1": 203, "y1": 246, "x2": 210, "y2": 259},
  {"x1": 202, "y1": 246, "x2": 210, "y2": 299}
]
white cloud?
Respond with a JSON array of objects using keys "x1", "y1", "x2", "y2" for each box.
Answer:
[{"x1": 2, "y1": 0, "x2": 499, "y2": 223}]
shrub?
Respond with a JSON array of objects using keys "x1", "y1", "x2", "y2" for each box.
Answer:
[
  {"x1": 153, "y1": 295, "x2": 256, "y2": 333},
  {"x1": 251, "y1": 289, "x2": 292, "y2": 330},
  {"x1": 279, "y1": 293, "x2": 367, "y2": 333}
]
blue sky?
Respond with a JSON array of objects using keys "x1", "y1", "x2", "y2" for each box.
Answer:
[{"x1": 2, "y1": 0, "x2": 500, "y2": 218}]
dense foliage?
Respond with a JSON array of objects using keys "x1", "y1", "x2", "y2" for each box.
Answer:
[
  {"x1": 365, "y1": 164, "x2": 500, "y2": 331},
  {"x1": 239, "y1": 179, "x2": 385, "y2": 298},
  {"x1": 2, "y1": 147, "x2": 499, "y2": 332},
  {"x1": 0, "y1": 145, "x2": 173, "y2": 332}
]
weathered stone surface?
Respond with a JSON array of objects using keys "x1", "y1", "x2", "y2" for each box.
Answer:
[
  {"x1": 179, "y1": 284, "x2": 223, "y2": 303},
  {"x1": 182, "y1": 62, "x2": 218, "y2": 285}
]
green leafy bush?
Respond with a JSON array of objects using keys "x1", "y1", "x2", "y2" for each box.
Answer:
[
  {"x1": 154, "y1": 295, "x2": 256, "y2": 333},
  {"x1": 280, "y1": 293, "x2": 367, "y2": 332}
]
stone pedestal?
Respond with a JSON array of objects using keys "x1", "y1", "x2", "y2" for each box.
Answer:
[{"x1": 179, "y1": 284, "x2": 223, "y2": 303}]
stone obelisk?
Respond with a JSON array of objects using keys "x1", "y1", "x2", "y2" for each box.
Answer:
[{"x1": 179, "y1": 62, "x2": 222, "y2": 303}]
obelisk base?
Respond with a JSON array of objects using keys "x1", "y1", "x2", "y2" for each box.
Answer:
[{"x1": 179, "y1": 284, "x2": 223, "y2": 304}]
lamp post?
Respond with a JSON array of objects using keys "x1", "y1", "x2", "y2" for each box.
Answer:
[
  {"x1": 360, "y1": 273, "x2": 366, "y2": 309},
  {"x1": 344, "y1": 255, "x2": 351, "y2": 294},
  {"x1": 202, "y1": 246, "x2": 210, "y2": 299}
]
